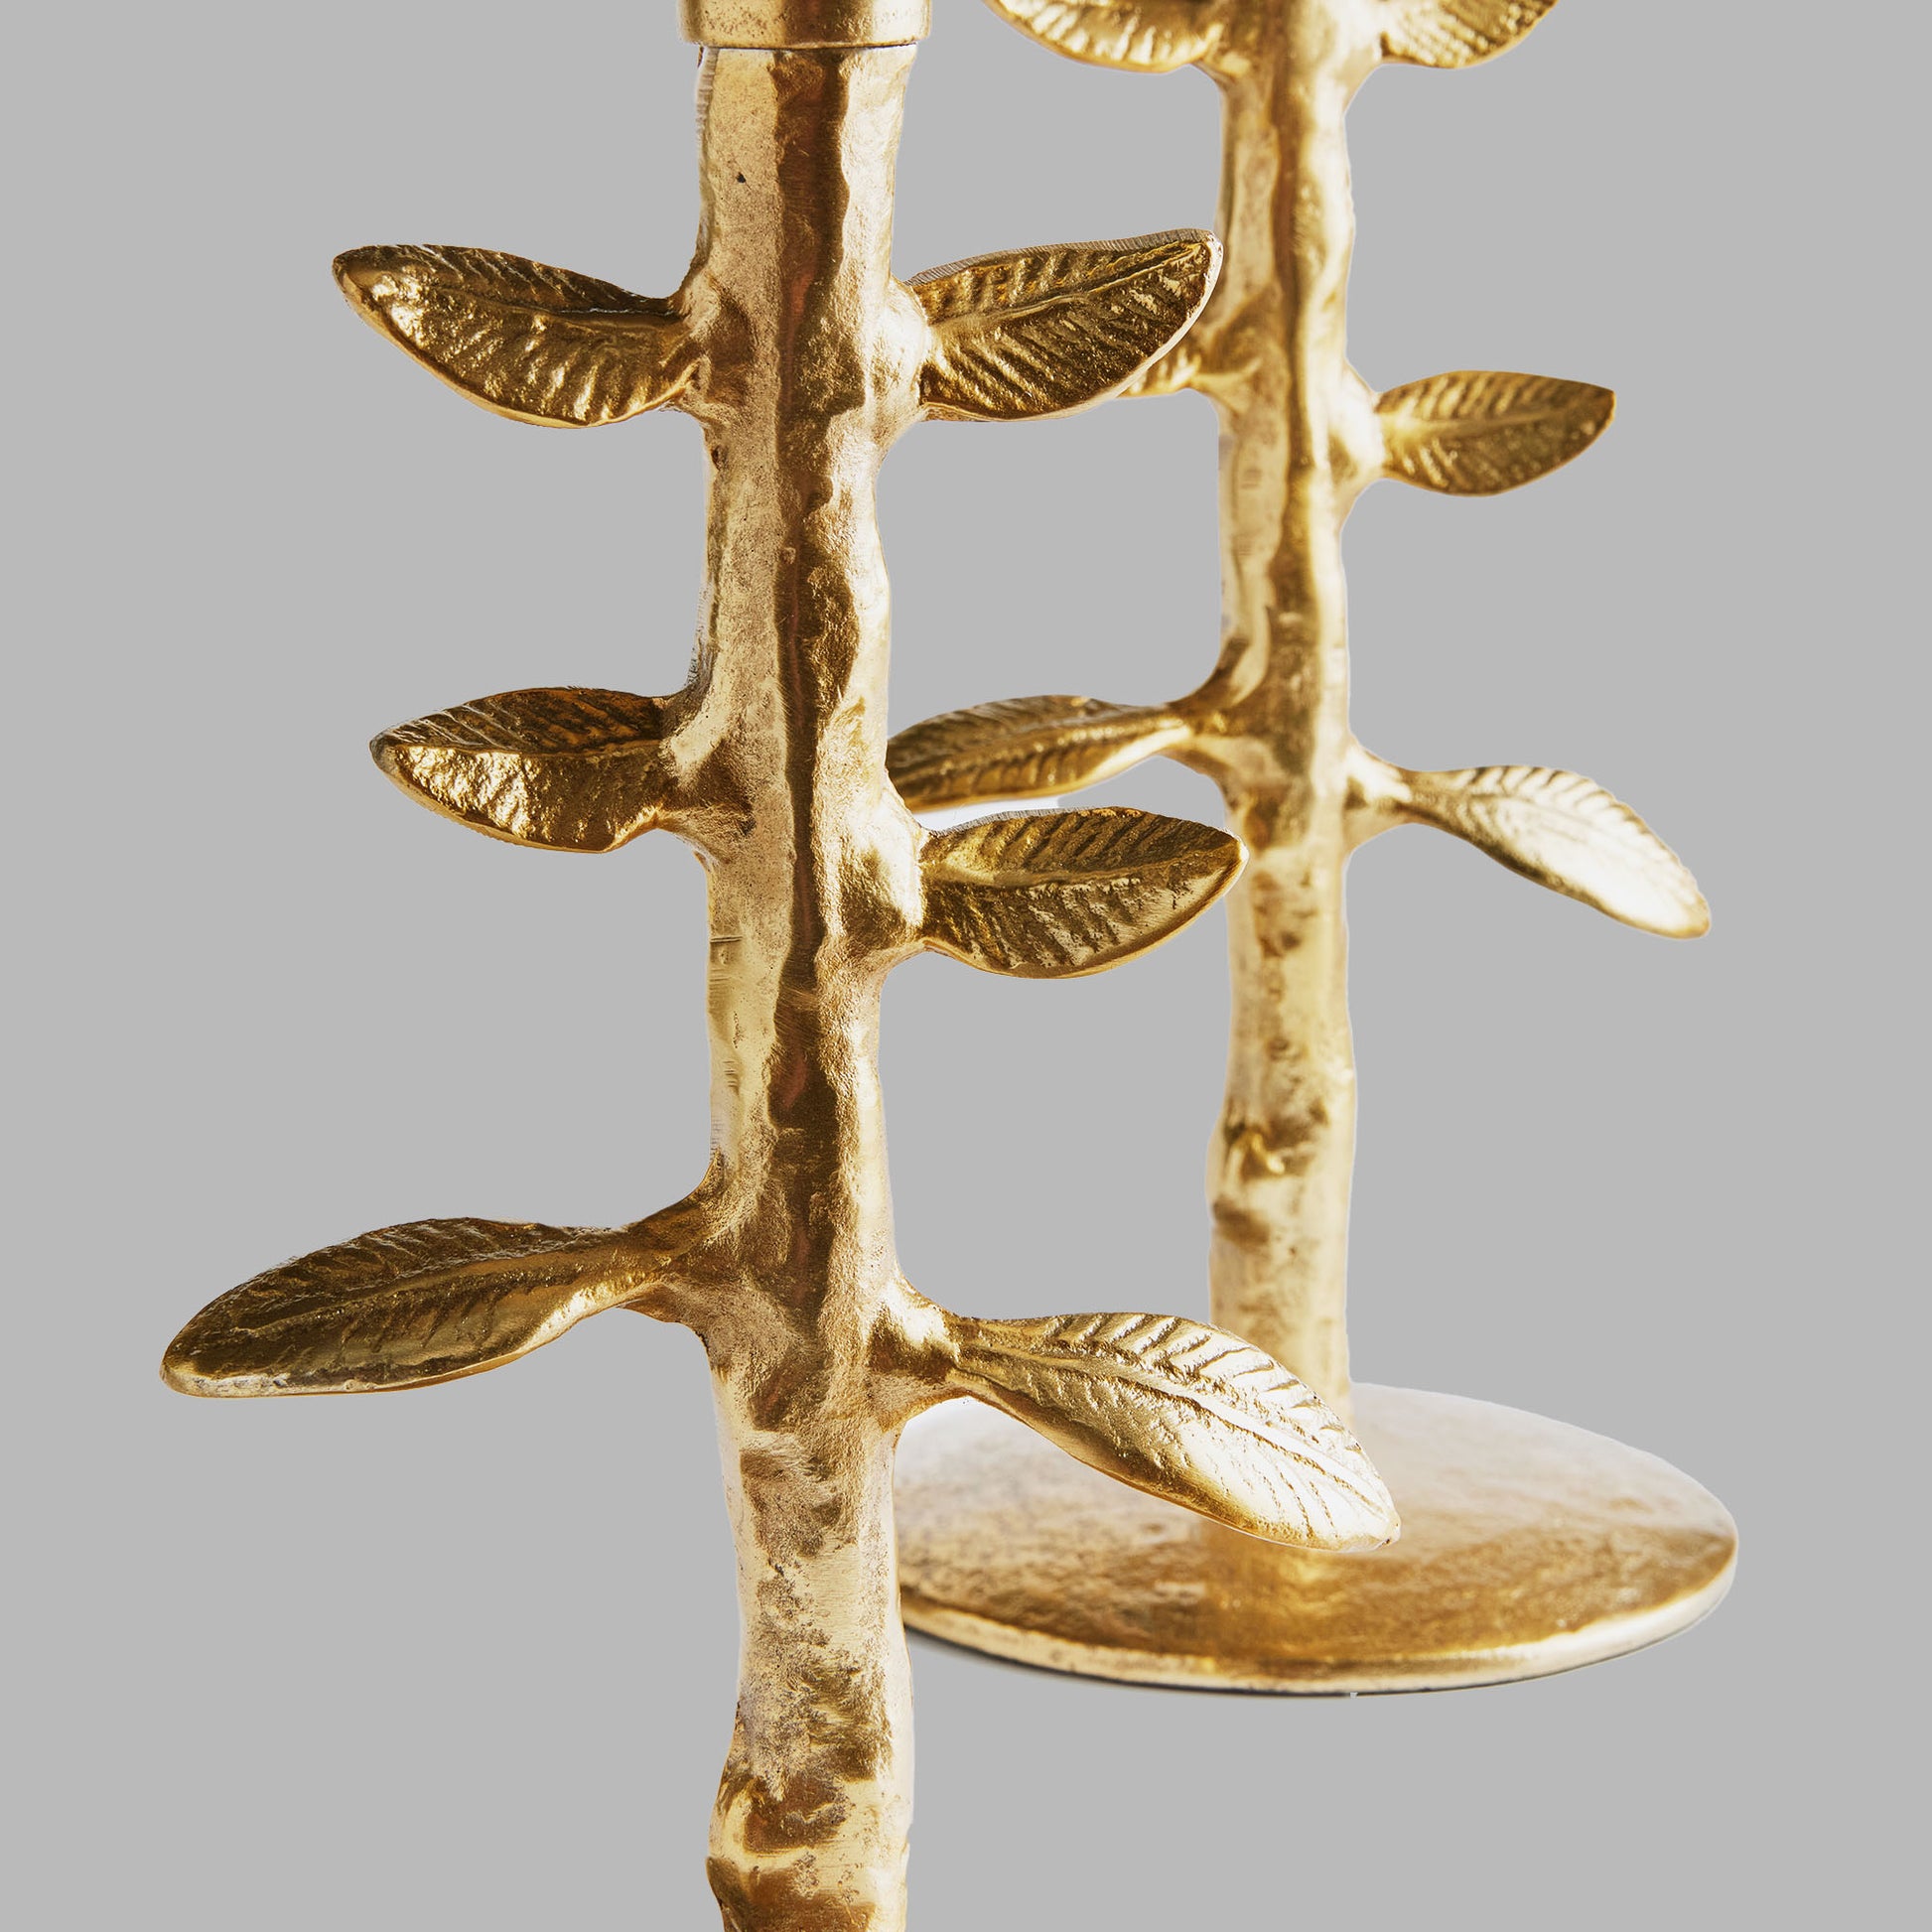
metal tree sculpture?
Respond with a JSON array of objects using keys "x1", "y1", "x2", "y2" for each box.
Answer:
[
  {"x1": 158, "y1": 4, "x2": 1398, "y2": 1925},
  {"x1": 892, "y1": 0, "x2": 1735, "y2": 1691}
]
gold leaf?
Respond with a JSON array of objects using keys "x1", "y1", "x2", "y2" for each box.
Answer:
[
  {"x1": 949, "y1": 1311, "x2": 1398, "y2": 1551},
  {"x1": 979, "y1": 0, "x2": 1227, "y2": 72},
  {"x1": 921, "y1": 806, "x2": 1242, "y2": 978},
  {"x1": 161, "y1": 1212, "x2": 693, "y2": 1398},
  {"x1": 1381, "y1": 0, "x2": 1560, "y2": 68},
  {"x1": 888, "y1": 695, "x2": 1188, "y2": 812},
  {"x1": 910, "y1": 231, "x2": 1219, "y2": 423},
  {"x1": 1403, "y1": 764, "x2": 1710, "y2": 937},
  {"x1": 373, "y1": 687, "x2": 670, "y2": 852},
  {"x1": 334, "y1": 246, "x2": 696, "y2": 427},
  {"x1": 1377, "y1": 369, "x2": 1613, "y2": 494}
]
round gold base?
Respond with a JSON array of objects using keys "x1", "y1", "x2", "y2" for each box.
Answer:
[{"x1": 895, "y1": 1384, "x2": 1735, "y2": 1694}]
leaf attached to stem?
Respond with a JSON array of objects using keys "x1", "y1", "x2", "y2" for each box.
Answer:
[
  {"x1": 1380, "y1": 0, "x2": 1561, "y2": 69},
  {"x1": 162, "y1": 1201, "x2": 706, "y2": 1398},
  {"x1": 889, "y1": 695, "x2": 1189, "y2": 812},
  {"x1": 1377, "y1": 370, "x2": 1613, "y2": 495},
  {"x1": 1354, "y1": 750, "x2": 1710, "y2": 938},
  {"x1": 920, "y1": 807, "x2": 1242, "y2": 978},
  {"x1": 947, "y1": 1310, "x2": 1398, "y2": 1551},
  {"x1": 910, "y1": 231, "x2": 1219, "y2": 422},
  {"x1": 373, "y1": 687, "x2": 671, "y2": 852},
  {"x1": 334, "y1": 246, "x2": 696, "y2": 426},
  {"x1": 977, "y1": 0, "x2": 1228, "y2": 72}
]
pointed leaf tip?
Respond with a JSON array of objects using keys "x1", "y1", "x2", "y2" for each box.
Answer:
[
  {"x1": 1378, "y1": 370, "x2": 1612, "y2": 495},
  {"x1": 334, "y1": 244, "x2": 695, "y2": 427},
  {"x1": 161, "y1": 1215, "x2": 695, "y2": 1398},
  {"x1": 950, "y1": 1311, "x2": 1399, "y2": 1551},
  {"x1": 979, "y1": 0, "x2": 1228, "y2": 72},
  {"x1": 372, "y1": 686, "x2": 671, "y2": 852},
  {"x1": 889, "y1": 695, "x2": 1189, "y2": 811},
  {"x1": 1381, "y1": 0, "x2": 1561, "y2": 69},
  {"x1": 921, "y1": 806, "x2": 1242, "y2": 978},
  {"x1": 911, "y1": 230, "x2": 1219, "y2": 423},
  {"x1": 1403, "y1": 763, "x2": 1709, "y2": 937}
]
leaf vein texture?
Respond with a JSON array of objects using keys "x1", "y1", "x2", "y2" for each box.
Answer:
[{"x1": 948, "y1": 1311, "x2": 1397, "y2": 1550}]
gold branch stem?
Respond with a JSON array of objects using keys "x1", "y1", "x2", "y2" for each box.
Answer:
[
  {"x1": 709, "y1": 1399, "x2": 912, "y2": 1925},
  {"x1": 881, "y1": 0, "x2": 1731, "y2": 1702},
  {"x1": 677, "y1": 44, "x2": 925, "y2": 1927},
  {"x1": 161, "y1": 0, "x2": 1412, "y2": 1897},
  {"x1": 1179, "y1": 6, "x2": 1382, "y2": 1414}
]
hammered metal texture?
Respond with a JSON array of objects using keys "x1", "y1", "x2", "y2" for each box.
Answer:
[
  {"x1": 159, "y1": 12, "x2": 1400, "y2": 1927},
  {"x1": 886, "y1": 0, "x2": 1731, "y2": 1693},
  {"x1": 916, "y1": 0, "x2": 1708, "y2": 1406},
  {"x1": 933, "y1": 0, "x2": 1701, "y2": 1403},
  {"x1": 898, "y1": 1387, "x2": 1736, "y2": 1692}
]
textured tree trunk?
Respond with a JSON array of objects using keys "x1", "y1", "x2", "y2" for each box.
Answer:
[
  {"x1": 1181, "y1": 6, "x2": 1382, "y2": 1418},
  {"x1": 677, "y1": 45, "x2": 927, "y2": 1930}
]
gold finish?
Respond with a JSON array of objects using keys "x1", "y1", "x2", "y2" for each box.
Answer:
[
  {"x1": 371, "y1": 687, "x2": 675, "y2": 851},
  {"x1": 949, "y1": 1313, "x2": 1396, "y2": 1550},
  {"x1": 910, "y1": 232, "x2": 1216, "y2": 420},
  {"x1": 898, "y1": 1387, "x2": 1736, "y2": 1692},
  {"x1": 899, "y1": 0, "x2": 1708, "y2": 1399},
  {"x1": 891, "y1": 0, "x2": 1733, "y2": 1688},
  {"x1": 890, "y1": 694, "x2": 1192, "y2": 809},
  {"x1": 161, "y1": 15, "x2": 1397, "y2": 1929},
  {"x1": 921, "y1": 807, "x2": 1243, "y2": 977},
  {"x1": 1346, "y1": 750, "x2": 1709, "y2": 938},
  {"x1": 680, "y1": 0, "x2": 930, "y2": 49},
  {"x1": 334, "y1": 249, "x2": 697, "y2": 426}
]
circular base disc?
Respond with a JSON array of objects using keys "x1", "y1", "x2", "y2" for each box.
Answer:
[{"x1": 896, "y1": 1384, "x2": 1735, "y2": 1694}]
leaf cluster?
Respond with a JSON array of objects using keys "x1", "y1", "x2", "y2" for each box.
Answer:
[
  {"x1": 891, "y1": 1, "x2": 1704, "y2": 945},
  {"x1": 157, "y1": 208, "x2": 1395, "y2": 1561}
]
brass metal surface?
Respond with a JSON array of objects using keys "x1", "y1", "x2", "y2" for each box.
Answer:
[
  {"x1": 910, "y1": 0, "x2": 1706, "y2": 1401},
  {"x1": 681, "y1": 0, "x2": 930, "y2": 48},
  {"x1": 160, "y1": 11, "x2": 1401, "y2": 1928},
  {"x1": 898, "y1": 1386, "x2": 1735, "y2": 1692},
  {"x1": 890, "y1": 0, "x2": 1729, "y2": 1689}
]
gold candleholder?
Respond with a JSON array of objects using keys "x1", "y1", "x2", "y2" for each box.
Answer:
[
  {"x1": 891, "y1": 0, "x2": 1735, "y2": 1691},
  {"x1": 158, "y1": 3, "x2": 1402, "y2": 1923}
]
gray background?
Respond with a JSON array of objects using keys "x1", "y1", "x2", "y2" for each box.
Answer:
[{"x1": 9, "y1": 1, "x2": 1921, "y2": 1924}]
